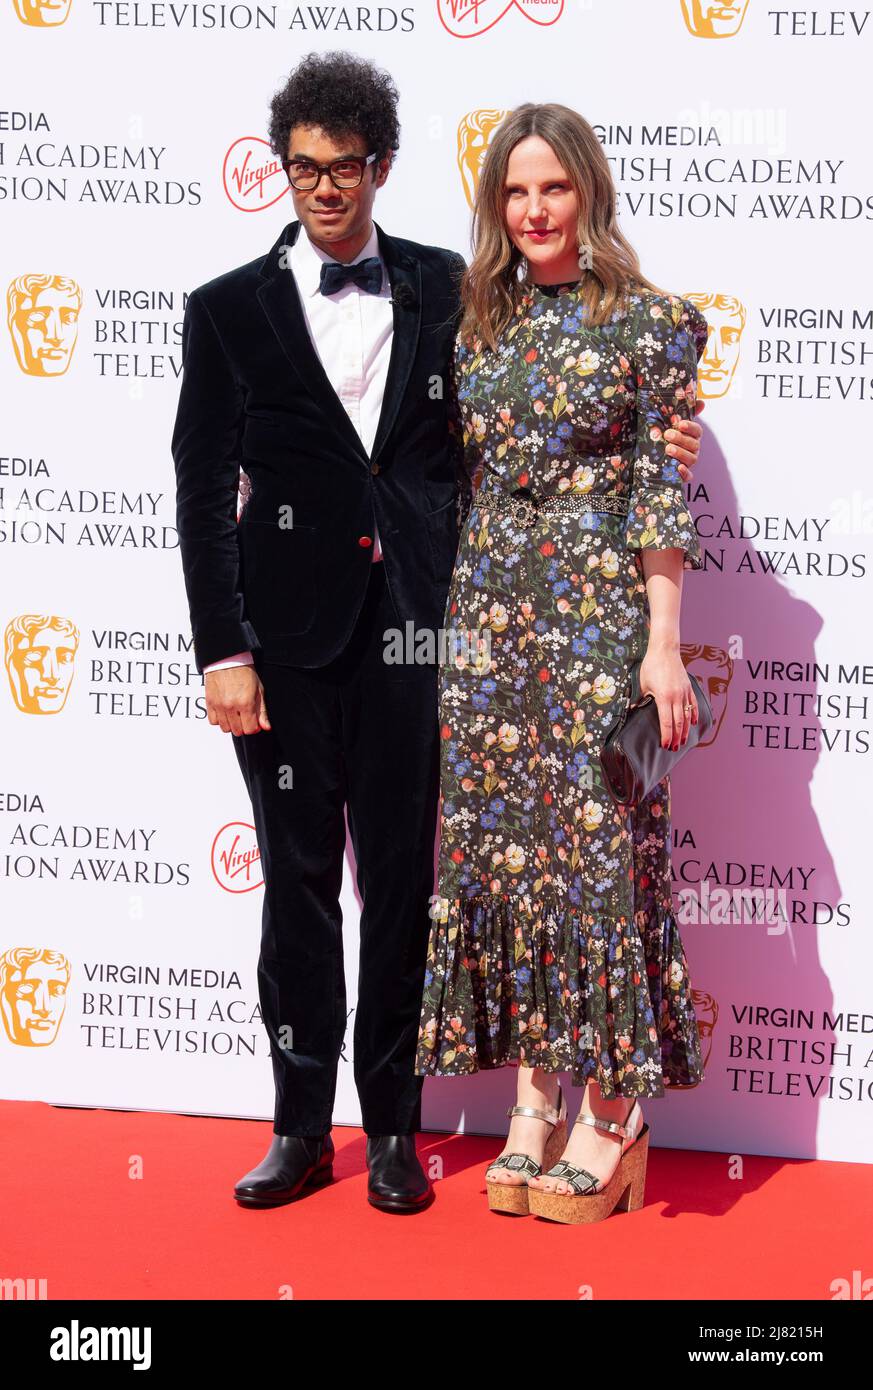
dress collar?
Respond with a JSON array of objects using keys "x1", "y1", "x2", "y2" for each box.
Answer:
[{"x1": 292, "y1": 222, "x2": 382, "y2": 299}]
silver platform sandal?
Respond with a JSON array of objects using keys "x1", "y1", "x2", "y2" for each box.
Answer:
[
  {"x1": 485, "y1": 1084, "x2": 568, "y2": 1215},
  {"x1": 527, "y1": 1099, "x2": 649, "y2": 1224}
]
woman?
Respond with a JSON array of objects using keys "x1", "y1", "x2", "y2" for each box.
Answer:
[{"x1": 414, "y1": 103, "x2": 708, "y2": 1224}]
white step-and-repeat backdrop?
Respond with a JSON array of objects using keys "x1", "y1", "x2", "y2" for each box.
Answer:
[{"x1": 3, "y1": 1, "x2": 871, "y2": 1162}]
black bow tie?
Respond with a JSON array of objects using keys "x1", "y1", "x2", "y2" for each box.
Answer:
[{"x1": 319, "y1": 256, "x2": 383, "y2": 297}]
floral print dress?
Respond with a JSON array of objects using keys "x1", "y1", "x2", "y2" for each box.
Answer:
[{"x1": 414, "y1": 283, "x2": 708, "y2": 1099}]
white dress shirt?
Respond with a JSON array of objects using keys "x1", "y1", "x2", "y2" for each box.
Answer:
[{"x1": 203, "y1": 223, "x2": 394, "y2": 674}]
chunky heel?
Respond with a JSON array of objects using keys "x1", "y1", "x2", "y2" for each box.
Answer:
[
  {"x1": 485, "y1": 1086, "x2": 567, "y2": 1216},
  {"x1": 542, "y1": 1114, "x2": 568, "y2": 1172},
  {"x1": 614, "y1": 1127, "x2": 648, "y2": 1213}
]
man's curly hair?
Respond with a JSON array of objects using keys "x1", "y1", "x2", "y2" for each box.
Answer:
[{"x1": 268, "y1": 52, "x2": 401, "y2": 167}]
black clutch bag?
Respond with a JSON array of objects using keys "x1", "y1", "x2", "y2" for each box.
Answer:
[{"x1": 599, "y1": 659, "x2": 714, "y2": 809}]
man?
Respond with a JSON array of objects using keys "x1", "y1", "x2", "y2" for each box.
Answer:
[{"x1": 171, "y1": 52, "x2": 704, "y2": 1215}]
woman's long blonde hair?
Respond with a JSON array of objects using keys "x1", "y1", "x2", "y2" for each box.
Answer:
[{"x1": 459, "y1": 103, "x2": 665, "y2": 350}]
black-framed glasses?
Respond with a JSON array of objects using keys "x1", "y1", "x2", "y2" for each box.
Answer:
[{"x1": 282, "y1": 153, "x2": 378, "y2": 191}]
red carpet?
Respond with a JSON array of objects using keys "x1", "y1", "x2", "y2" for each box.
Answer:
[{"x1": 2, "y1": 1099, "x2": 870, "y2": 1301}]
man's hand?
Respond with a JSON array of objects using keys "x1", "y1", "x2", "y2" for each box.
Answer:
[
  {"x1": 665, "y1": 399, "x2": 705, "y2": 483},
  {"x1": 204, "y1": 666, "x2": 271, "y2": 735}
]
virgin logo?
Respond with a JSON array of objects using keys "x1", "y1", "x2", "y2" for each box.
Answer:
[
  {"x1": 437, "y1": 0, "x2": 564, "y2": 38},
  {"x1": 211, "y1": 822, "x2": 263, "y2": 892},
  {"x1": 223, "y1": 137, "x2": 288, "y2": 213}
]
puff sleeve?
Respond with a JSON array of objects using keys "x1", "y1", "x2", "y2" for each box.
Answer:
[{"x1": 624, "y1": 292, "x2": 708, "y2": 571}]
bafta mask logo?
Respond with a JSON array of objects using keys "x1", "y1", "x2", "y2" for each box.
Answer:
[
  {"x1": 8, "y1": 274, "x2": 83, "y2": 376},
  {"x1": 681, "y1": 643, "x2": 733, "y2": 746},
  {"x1": 439, "y1": 0, "x2": 564, "y2": 40},
  {"x1": 458, "y1": 110, "x2": 506, "y2": 209},
  {"x1": 5, "y1": 615, "x2": 79, "y2": 714},
  {"x1": 691, "y1": 990, "x2": 718, "y2": 1067},
  {"x1": 223, "y1": 137, "x2": 289, "y2": 213},
  {"x1": 1, "y1": 947, "x2": 70, "y2": 1047},
  {"x1": 685, "y1": 292, "x2": 746, "y2": 399},
  {"x1": 680, "y1": 0, "x2": 751, "y2": 37},
  {"x1": 13, "y1": 0, "x2": 73, "y2": 25}
]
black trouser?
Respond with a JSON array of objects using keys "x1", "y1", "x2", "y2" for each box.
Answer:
[{"x1": 232, "y1": 561, "x2": 440, "y2": 1137}]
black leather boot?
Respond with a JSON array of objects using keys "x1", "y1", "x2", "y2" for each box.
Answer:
[
  {"x1": 366, "y1": 1135, "x2": 434, "y2": 1213},
  {"x1": 234, "y1": 1133, "x2": 335, "y2": 1208}
]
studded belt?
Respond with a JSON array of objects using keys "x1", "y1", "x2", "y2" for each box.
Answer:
[{"x1": 477, "y1": 484, "x2": 629, "y2": 528}]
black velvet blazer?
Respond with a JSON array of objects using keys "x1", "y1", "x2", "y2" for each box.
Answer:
[{"x1": 171, "y1": 218, "x2": 468, "y2": 672}]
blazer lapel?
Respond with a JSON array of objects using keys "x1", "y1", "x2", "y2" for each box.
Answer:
[
  {"x1": 370, "y1": 222, "x2": 422, "y2": 464},
  {"x1": 255, "y1": 217, "x2": 423, "y2": 468},
  {"x1": 255, "y1": 219, "x2": 370, "y2": 466}
]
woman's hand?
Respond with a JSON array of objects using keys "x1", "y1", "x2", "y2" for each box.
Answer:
[
  {"x1": 638, "y1": 640, "x2": 698, "y2": 751},
  {"x1": 665, "y1": 399, "x2": 705, "y2": 482}
]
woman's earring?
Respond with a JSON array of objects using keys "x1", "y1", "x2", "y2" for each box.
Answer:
[{"x1": 578, "y1": 242, "x2": 593, "y2": 271}]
